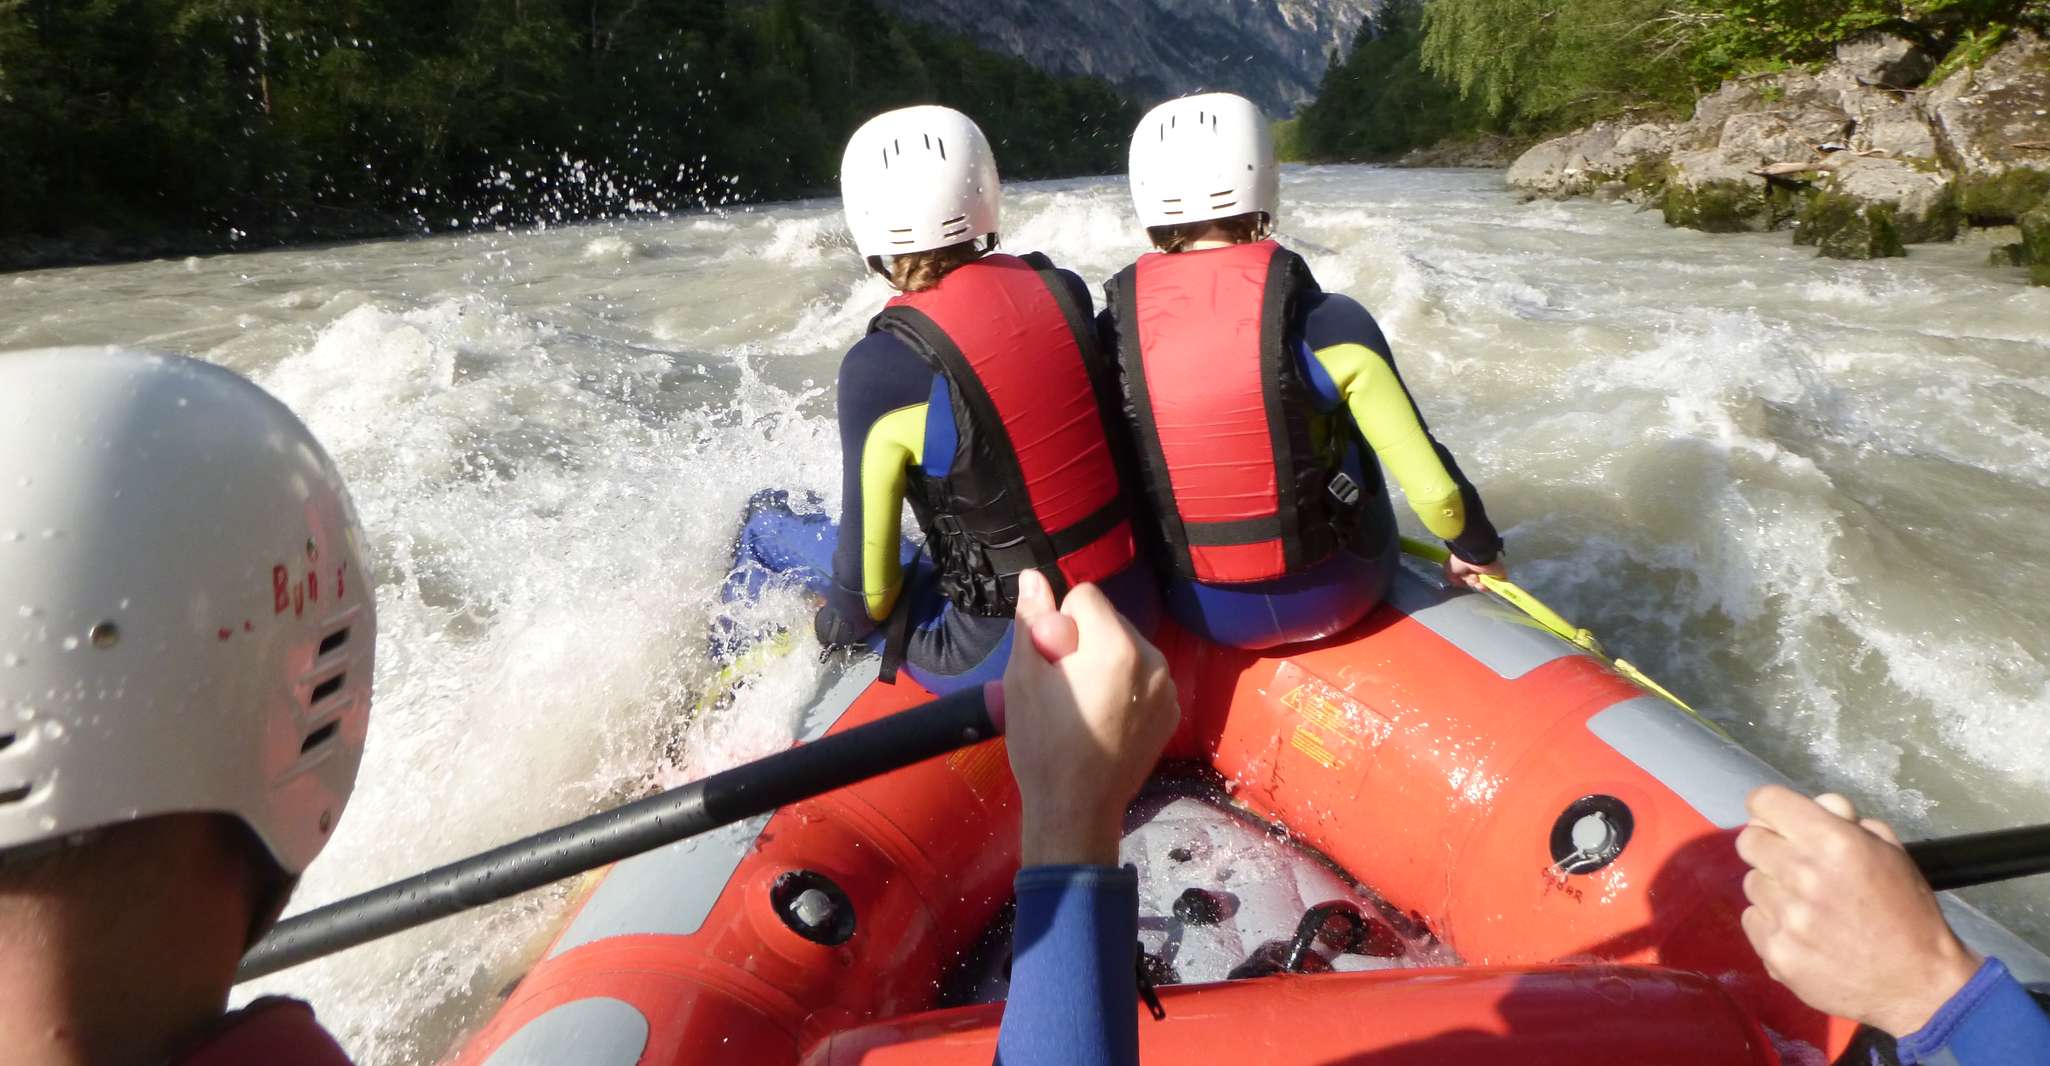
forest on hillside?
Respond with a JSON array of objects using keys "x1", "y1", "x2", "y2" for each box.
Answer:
[
  {"x1": 0, "y1": 0, "x2": 1136, "y2": 258},
  {"x1": 1294, "y1": 0, "x2": 2050, "y2": 162}
]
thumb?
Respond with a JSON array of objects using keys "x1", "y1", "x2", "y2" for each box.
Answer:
[{"x1": 1010, "y1": 569, "x2": 1078, "y2": 664}]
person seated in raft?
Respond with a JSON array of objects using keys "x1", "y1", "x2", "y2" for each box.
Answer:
[
  {"x1": 732, "y1": 105, "x2": 1157, "y2": 694},
  {"x1": 993, "y1": 569, "x2": 1178, "y2": 1066},
  {"x1": 0, "y1": 350, "x2": 370, "y2": 1064},
  {"x1": 1739, "y1": 785, "x2": 2050, "y2": 1064},
  {"x1": 1099, "y1": 92, "x2": 1504, "y2": 651}
]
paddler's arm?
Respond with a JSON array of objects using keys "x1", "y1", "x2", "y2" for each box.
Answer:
[
  {"x1": 1299, "y1": 292, "x2": 1503, "y2": 566},
  {"x1": 824, "y1": 333, "x2": 932, "y2": 639},
  {"x1": 996, "y1": 572, "x2": 1177, "y2": 1066},
  {"x1": 1893, "y1": 958, "x2": 2050, "y2": 1065}
]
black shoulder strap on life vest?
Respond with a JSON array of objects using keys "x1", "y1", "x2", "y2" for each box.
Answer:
[{"x1": 1263, "y1": 245, "x2": 1314, "y2": 574}]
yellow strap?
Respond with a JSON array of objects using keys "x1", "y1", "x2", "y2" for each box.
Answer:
[{"x1": 1397, "y1": 537, "x2": 1715, "y2": 728}]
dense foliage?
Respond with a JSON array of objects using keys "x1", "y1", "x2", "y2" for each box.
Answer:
[
  {"x1": 1293, "y1": 0, "x2": 2050, "y2": 163},
  {"x1": 1293, "y1": 1, "x2": 1496, "y2": 162},
  {"x1": 0, "y1": 0, "x2": 1137, "y2": 248}
]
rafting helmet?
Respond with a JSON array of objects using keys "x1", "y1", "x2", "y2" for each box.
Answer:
[
  {"x1": 840, "y1": 105, "x2": 1001, "y2": 270},
  {"x1": 1128, "y1": 92, "x2": 1280, "y2": 230},
  {"x1": 0, "y1": 348, "x2": 374, "y2": 877}
]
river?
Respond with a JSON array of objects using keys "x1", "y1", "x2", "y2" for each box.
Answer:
[{"x1": 4, "y1": 165, "x2": 2047, "y2": 1062}]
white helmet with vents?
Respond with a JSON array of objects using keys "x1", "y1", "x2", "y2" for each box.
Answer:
[
  {"x1": 840, "y1": 105, "x2": 1001, "y2": 264},
  {"x1": 0, "y1": 348, "x2": 373, "y2": 876},
  {"x1": 1128, "y1": 92, "x2": 1280, "y2": 230}
]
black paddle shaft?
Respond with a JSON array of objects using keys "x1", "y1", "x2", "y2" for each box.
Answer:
[
  {"x1": 1909, "y1": 822, "x2": 2050, "y2": 893},
  {"x1": 237, "y1": 683, "x2": 997, "y2": 983}
]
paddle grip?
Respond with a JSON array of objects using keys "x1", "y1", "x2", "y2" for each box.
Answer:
[{"x1": 236, "y1": 682, "x2": 999, "y2": 982}]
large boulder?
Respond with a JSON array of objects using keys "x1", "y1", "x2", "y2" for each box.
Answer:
[
  {"x1": 1924, "y1": 31, "x2": 2050, "y2": 222},
  {"x1": 1837, "y1": 32, "x2": 1936, "y2": 89},
  {"x1": 1663, "y1": 106, "x2": 1852, "y2": 232},
  {"x1": 1827, "y1": 156, "x2": 1958, "y2": 242},
  {"x1": 1506, "y1": 120, "x2": 1676, "y2": 200},
  {"x1": 1795, "y1": 157, "x2": 1957, "y2": 258}
]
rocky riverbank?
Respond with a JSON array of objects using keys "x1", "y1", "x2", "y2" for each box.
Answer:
[{"x1": 1505, "y1": 30, "x2": 2050, "y2": 283}]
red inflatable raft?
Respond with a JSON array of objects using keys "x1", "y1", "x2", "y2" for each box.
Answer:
[{"x1": 448, "y1": 562, "x2": 2050, "y2": 1066}]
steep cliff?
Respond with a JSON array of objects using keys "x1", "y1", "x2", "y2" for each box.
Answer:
[{"x1": 871, "y1": 0, "x2": 1374, "y2": 115}]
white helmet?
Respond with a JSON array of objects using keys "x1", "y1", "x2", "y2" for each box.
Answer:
[
  {"x1": 840, "y1": 105, "x2": 1000, "y2": 265},
  {"x1": 0, "y1": 348, "x2": 373, "y2": 877},
  {"x1": 1128, "y1": 92, "x2": 1280, "y2": 230}
]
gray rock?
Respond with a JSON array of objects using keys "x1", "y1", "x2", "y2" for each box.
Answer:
[
  {"x1": 1506, "y1": 120, "x2": 1674, "y2": 199},
  {"x1": 1924, "y1": 30, "x2": 2050, "y2": 222},
  {"x1": 1836, "y1": 33, "x2": 1935, "y2": 89},
  {"x1": 1662, "y1": 147, "x2": 1778, "y2": 232},
  {"x1": 1819, "y1": 156, "x2": 1958, "y2": 243},
  {"x1": 1849, "y1": 94, "x2": 1941, "y2": 159}
]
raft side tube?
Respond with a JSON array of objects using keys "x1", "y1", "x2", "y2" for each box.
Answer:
[{"x1": 800, "y1": 965, "x2": 1780, "y2": 1066}]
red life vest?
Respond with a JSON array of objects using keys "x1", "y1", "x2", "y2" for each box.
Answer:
[
  {"x1": 170, "y1": 997, "x2": 355, "y2": 1066},
  {"x1": 1108, "y1": 240, "x2": 1355, "y2": 584},
  {"x1": 872, "y1": 253, "x2": 1135, "y2": 615}
]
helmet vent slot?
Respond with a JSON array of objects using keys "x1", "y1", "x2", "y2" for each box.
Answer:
[
  {"x1": 0, "y1": 783, "x2": 28, "y2": 805},
  {"x1": 299, "y1": 720, "x2": 339, "y2": 756},
  {"x1": 310, "y1": 673, "x2": 345, "y2": 706},
  {"x1": 318, "y1": 627, "x2": 351, "y2": 658},
  {"x1": 0, "y1": 732, "x2": 13, "y2": 754},
  {"x1": 936, "y1": 138, "x2": 947, "y2": 160}
]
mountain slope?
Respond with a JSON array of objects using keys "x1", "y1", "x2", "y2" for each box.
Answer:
[{"x1": 871, "y1": 0, "x2": 1375, "y2": 116}]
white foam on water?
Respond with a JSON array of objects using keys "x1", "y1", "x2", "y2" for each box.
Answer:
[{"x1": 235, "y1": 292, "x2": 840, "y2": 1060}]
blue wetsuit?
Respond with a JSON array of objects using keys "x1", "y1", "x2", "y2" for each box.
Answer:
[
  {"x1": 995, "y1": 865, "x2": 1140, "y2": 1066},
  {"x1": 730, "y1": 266, "x2": 1156, "y2": 694},
  {"x1": 1889, "y1": 957, "x2": 2050, "y2": 1065},
  {"x1": 1102, "y1": 285, "x2": 1501, "y2": 650}
]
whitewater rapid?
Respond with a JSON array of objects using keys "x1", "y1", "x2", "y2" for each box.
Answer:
[{"x1": 4, "y1": 166, "x2": 2048, "y2": 1062}]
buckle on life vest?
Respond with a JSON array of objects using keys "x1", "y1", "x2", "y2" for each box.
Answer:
[
  {"x1": 932, "y1": 514, "x2": 965, "y2": 536},
  {"x1": 1328, "y1": 472, "x2": 1361, "y2": 509}
]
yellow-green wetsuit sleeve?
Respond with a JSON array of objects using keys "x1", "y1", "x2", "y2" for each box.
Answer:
[
  {"x1": 1299, "y1": 291, "x2": 1503, "y2": 564},
  {"x1": 855, "y1": 403, "x2": 925, "y2": 620},
  {"x1": 1311, "y1": 341, "x2": 1468, "y2": 540},
  {"x1": 828, "y1": 331, "x2": 940, "y2": 634}
]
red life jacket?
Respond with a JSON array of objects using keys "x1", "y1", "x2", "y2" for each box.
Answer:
[
  {"x1": 170, "y1": 997, "x2": 355, "y2": 1066},
  {"x1": 1108, "y1": 240, "x2": 1356, "y2": 584},
  {"x1": 872, "y1": 252, "x2": 1135, "y2": 615}
]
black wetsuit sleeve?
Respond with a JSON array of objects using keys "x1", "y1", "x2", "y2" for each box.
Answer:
[
  {"x1": 827, "y1": 330, "x2": 939, "y2": 636},
  {"x1": 1302, "y1": 292, "x2": 1504, "y2": 565}
]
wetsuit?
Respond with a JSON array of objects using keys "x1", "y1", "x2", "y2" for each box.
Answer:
[
  {"x1": 732, "y1": 264, "x2": 1157, "y2": 695},
  {"x1": 1887, "y1": 957, "x2": 2050, "y2": 1065},
  {"x1": 994, "y1": 865, "x2": 1140, "y2": 1066},
  {"x1": 1104, "y1": 253, "x2": 1500, "y2": 650}
]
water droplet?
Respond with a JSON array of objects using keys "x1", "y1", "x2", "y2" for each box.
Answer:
[
  {"x1": 59, "y1": 636, "x2": 78, "y2": 652},
  {"x1": 37, "y1": 815, "x2": 57, "y2": 832},
  {"x1": 43, "y1": 720, "x2": 63, "y2": 740},
  {"x1": 16, "y1": 705, "x2": 34, "y2": 722},
  {"x1": 0, "y1": 530, "x2": 18, "y2": 542},
  {"x1": 176, "y1": 397, "x2": 189, "y2": 408},
  {"x1": 15, "y1": 606, "x2": 34, "y2": 619},
  {"x1": 1, "y1": 654, "x2": 18, "y2": 668},
  {"x1": 15, "y1": 475, "x2": 28, "y2": 487}
]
